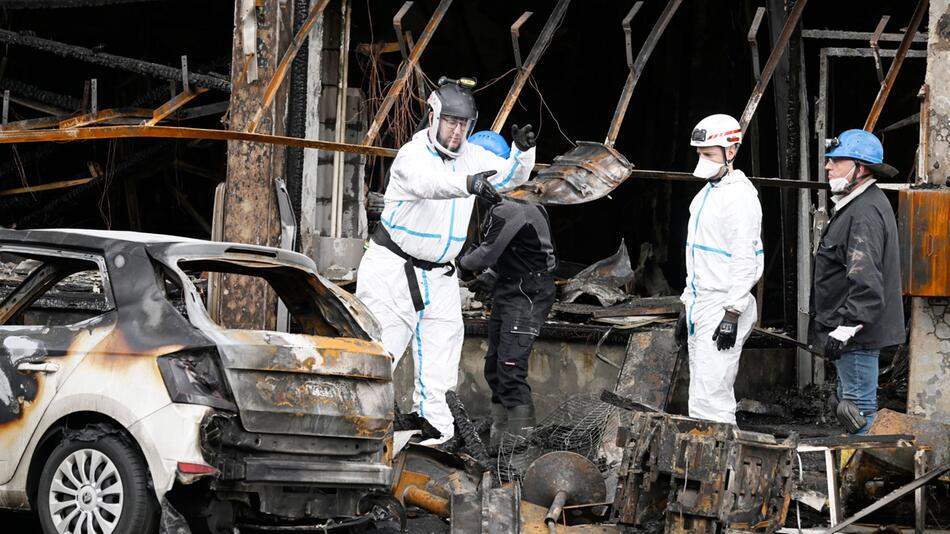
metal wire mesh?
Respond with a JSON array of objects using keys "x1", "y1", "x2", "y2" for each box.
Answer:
[{"x1": 496, "y1": 393, "x2": 619, "y2": 484}]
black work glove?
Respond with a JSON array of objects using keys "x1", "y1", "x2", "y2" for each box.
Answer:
[
  {"x1": 456, "y1": 259, "x2": 476, "y2": 283},
  {"x1": 466, "y1": 271, "x2": 498, "y2": 302},
  {"x1": 824, "y1": 337, "x2": 846, "y2": 361},
  {"x1": 711, "y1": 310, "x2": 740, "y2": 351},
  {"x1": 466, "y1": 170, "x2": 501, "y2": 204},
  {"x1": 512, "y1": 123, "x2": 536, "y2": 151},
  {"x1": 674, "y1": 312, "x2": 688, "y2": 344}
]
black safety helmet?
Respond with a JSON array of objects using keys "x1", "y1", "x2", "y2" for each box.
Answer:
[{"x1": 427, "y1": 76, "x2": 478, "y2": 158}]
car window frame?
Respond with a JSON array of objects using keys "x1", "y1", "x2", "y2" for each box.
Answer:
[{"x1": 0, "y1": 245, "x2": 116, "y2": 327}]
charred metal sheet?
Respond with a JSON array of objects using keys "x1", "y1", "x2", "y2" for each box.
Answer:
[
  {"x1": 612, "y1": 326, "x2": 681, "y2": 413},
  {"x1": 797, "y1": 432, "x2": 915, "y2": 452},
  {"x1": 601, "y1": 390, "x2": 659, "y2": 413},
  {"x1": 864, "y1": 409, "x2": 950, "y2": 473},
  {"x1": 591, "y1": 296, "x2": 682, "y2": 319},
  {"x1": 507, "y1": 142, "x2": 633, "y2": 205},
  {"x1": 450, "y1": 472, "x2": 520, "y2": 534},
  {"x1": 0, "y1": 29, "x2": 230, "y2": 91},
  {"x1": 560, "y1": 240, "x2": 634, "y2": 307},
  {"x1": 898, "y1": 188, "x2": 950, "y2": 297},
  {"x1": 613, "y1": 412, "x2": 796, "y2": 531}
]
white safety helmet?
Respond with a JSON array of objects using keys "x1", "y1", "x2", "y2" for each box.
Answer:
[{"x1": 690, "y1": 114, "x2": 742, "y2": 148}]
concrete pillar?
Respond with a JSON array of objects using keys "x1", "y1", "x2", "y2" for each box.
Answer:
[
  {"x1": 217, "y1": 0, "x2": 292, "y2": 330},
  {"x1": 924, "y1": 0, "x2": 950, "y2": 186},
  {"x1": 299, "y1": 8, "x2": 325, "y2": 261},
  {"x1": 906, "y1": 0, "x2": 950, "y2": 424},
  {"x1": 907, "y1": 299, "x2": 950, "y2": 423},
  {"x1": 300, "y1": 0, "x2": 366, "y2": 280}
]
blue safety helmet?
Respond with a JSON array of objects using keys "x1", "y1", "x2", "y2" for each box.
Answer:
[
  {"x1": 468, "y1": 130, "x2": 510, "y2": 159},
  {"x1": 825, "y1": 129, "x2": 898, "y2": 177}
]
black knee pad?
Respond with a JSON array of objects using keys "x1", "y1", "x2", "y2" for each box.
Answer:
[
  {"x1": 836, "y1": 399, "x2": 867, "y2": 434},
  {"x1": 827, "y1": 393, "x2": 839, "y2": 413}
]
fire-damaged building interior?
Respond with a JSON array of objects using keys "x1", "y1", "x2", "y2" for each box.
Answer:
[{"x1": 0, "y1": 0, "x2": 949, "y2": 532}]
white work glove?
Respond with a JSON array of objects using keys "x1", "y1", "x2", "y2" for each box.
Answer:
[
  {"x1": 825, "y1": 325, "x2": 863, "y2": 360},
  {"x1": 828, "y1": 325, "x2": 862, "y2": 343}
]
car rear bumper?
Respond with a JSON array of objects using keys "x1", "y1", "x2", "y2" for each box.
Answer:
[{"x1": 242, "y1": 456, "x2": 391, "y2": 486}]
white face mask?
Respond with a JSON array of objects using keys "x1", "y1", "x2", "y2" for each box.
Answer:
[
  {"x1": 692, "y1": 156, "x2": 725, "y2": 179},
  {"x1": 828, "y1": 163, "x2": 856, "y2": 194}
]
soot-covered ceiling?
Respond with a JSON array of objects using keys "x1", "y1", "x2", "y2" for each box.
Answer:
[{"x1": 0, "y1": 0, "x2": 927, "y2": 327}]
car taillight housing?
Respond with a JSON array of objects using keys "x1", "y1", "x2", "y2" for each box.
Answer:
[{"x1": 157, "y1": 349, "x2": 236, "y2": 411}]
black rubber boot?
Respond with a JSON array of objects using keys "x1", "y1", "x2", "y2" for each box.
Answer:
[
  {"x1": 489, "y1": 403, "x2": 508, "y2": 449},
  {"x1": 507, "y1": 404, "x2": 536, "y2": 437}
]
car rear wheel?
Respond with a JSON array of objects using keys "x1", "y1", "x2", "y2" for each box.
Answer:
[{"x1": 37, "y1": 430, "x2": 158, "y2": 534}]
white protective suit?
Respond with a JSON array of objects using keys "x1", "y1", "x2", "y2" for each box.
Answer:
[
  {"x1": 680, "y1": 168, "x2": 764, "y2": 424},
  {"x1": 356, "y1": 129, "x2": 535, "y2": 441}
]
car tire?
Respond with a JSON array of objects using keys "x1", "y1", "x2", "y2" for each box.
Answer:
[{"x1": 36, "y1": 428, "x2": 158, "y2": 534}]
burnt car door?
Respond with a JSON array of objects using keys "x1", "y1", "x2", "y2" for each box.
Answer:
[{"x1": 0, "y1": 246, "x2": 117, "y2": 484}]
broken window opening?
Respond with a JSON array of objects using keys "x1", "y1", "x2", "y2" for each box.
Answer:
[
  {"x1": 0, "y1": 249, "x2": 113, "y2": 327},
  {"x1": 153, "y1": 262, "x2": 193, "y2": 320},
  {"x1": 175, "y1": 258, "x2": 369, "y2": 340}
]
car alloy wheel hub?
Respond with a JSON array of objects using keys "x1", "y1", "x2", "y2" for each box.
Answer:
[{"x1": 48, "y1": 449, "x2": 124, "y2": 534}]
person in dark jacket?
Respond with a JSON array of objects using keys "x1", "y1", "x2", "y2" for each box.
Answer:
[
  {"x1": 810, "y1": 129, "x2": 904, "y2": 435},
  {"x1": 457, "y1": 195, "x2": 557, "y2": 446}
]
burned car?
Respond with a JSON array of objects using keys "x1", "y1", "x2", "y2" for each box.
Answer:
[{"x1": 0, "y1": 229, "x2": 393, "y2": 533}]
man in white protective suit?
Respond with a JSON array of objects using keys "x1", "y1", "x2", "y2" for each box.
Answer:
[
  {"x1": 674, "y1": 113, "x2": 764, "y2": 425},
  {"x1": 356, "y1": 77, "x2": 537, "y2": 443}
]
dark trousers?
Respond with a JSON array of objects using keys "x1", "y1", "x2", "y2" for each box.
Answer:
[{"x1": 484, "y1": 273, "x2": 556, "y2": 408}]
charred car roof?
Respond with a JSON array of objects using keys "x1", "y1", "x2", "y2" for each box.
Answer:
[{"x1": 0, "y1": 228, "x2": 318, "y2": 271}]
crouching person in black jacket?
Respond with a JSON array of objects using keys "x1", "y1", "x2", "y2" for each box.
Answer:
[{"x1": 457, "y1": 197, "x2": 558, "y2": 447}]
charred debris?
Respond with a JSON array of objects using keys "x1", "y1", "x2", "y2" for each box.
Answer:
[{"x1": 0, "y1": 0, "x2": 949, "y2": 533}]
